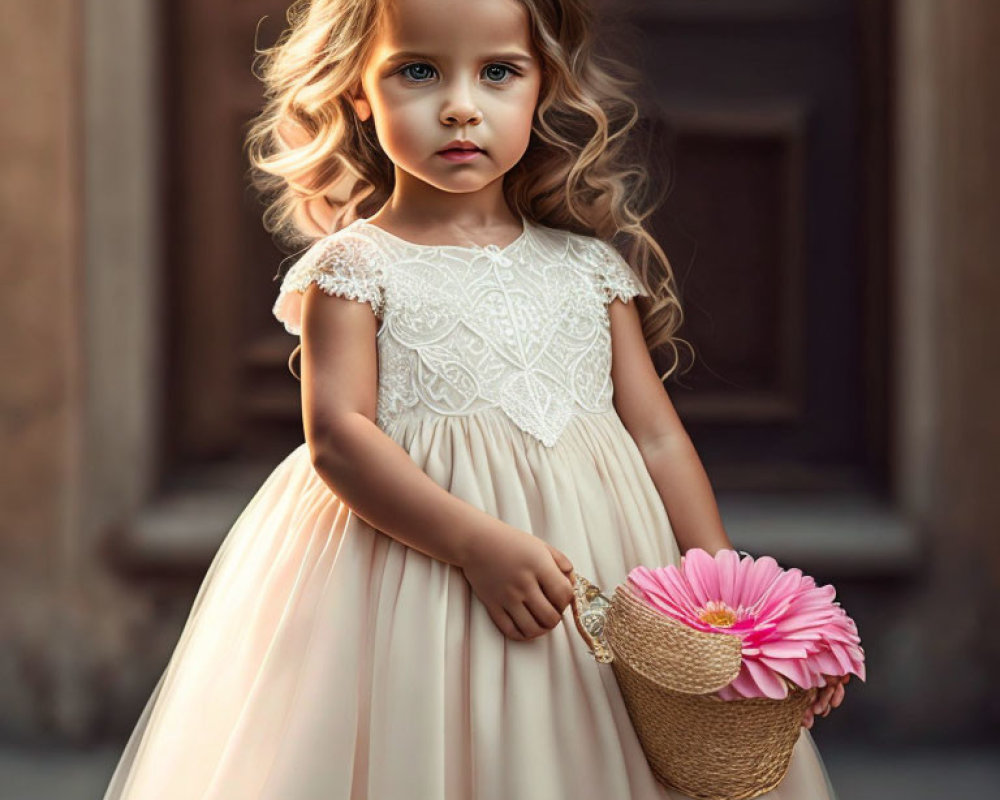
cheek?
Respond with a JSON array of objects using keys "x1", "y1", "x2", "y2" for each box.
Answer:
[
  {"x1": 513, "y1": 81, "x2": 540, "y2": 128},
  {"x1": 503, "y1": 92, "x2": 538, "y2": 140},
  {"x1": 374, "y1": 98, "x2": 427, "y2": 147}
]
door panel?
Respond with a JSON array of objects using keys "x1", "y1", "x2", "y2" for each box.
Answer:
[{"x1": 165, "y1": 0, "x2": 890, "y2": 493}]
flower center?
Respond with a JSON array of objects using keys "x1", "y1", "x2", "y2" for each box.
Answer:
[{"x1": 698, "y1": 600, "x2": 737, "y2": 628}]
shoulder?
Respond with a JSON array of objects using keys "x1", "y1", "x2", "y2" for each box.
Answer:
[
  {"x1": 562, "y1": 230, "x2": 649, "y2": 304},
  {"x1": 272, "y1": 226, "x2": 387, "y2": 336},
  {"x1": 528, "y1": 223, "x2": 614, "y2": 265},
  {"x1": 292, "y1": 226, "x2": 387, "y2": 280}
]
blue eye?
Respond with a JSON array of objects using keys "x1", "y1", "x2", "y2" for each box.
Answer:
[
  {"x1": 398, "y1": 62, "x2": 520, "y2": 84},
  {"x1": 400, "y1": 63, "x2": 435, "y2": 82},
  {"x1": 483, "y1": 64, "x2": 517, "y2": 83}
]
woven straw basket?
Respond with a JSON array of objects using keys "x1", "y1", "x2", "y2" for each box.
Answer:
[{"x1": 569, "y1": 571, "x2": 818, "y2": 800}]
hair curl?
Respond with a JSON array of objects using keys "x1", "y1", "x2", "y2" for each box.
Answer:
[{"x1": 244, "y1": 0, "x2": 694, "y2": 382}]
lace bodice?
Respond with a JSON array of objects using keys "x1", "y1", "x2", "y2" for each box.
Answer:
[{"x1": 273, "y1": 216, "x2": 648, "y2": 448}]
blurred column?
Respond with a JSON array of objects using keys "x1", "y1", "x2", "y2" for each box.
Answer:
[
  {"x1": 895, "y1": 0, "x2": 1000, "y2": 733},
  {"x1": 0, "y1": 0, "x2": 85, "y2": 738},
  {"x1": 0, "y1": 0, "x2": 165, "y2": 742}
]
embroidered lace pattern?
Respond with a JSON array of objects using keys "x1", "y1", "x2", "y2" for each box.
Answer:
[
  {"x1": 272, "y1": 218, "x2": 648, "y2": 447},
  {"x1": 272, "y1": 236, "x2": 386, "y2": 333}
]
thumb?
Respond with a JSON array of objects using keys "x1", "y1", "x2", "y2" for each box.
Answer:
[{"x1": 546, "y1": 543, "x2": 573, "y2": 575}]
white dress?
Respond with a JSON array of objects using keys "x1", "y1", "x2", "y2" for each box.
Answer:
[{"x1": 102, "y1": 216, "x2": 839, "y2": 799}]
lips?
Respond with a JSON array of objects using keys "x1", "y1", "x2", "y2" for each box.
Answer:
[{"x1": 438, "y1": 140, "x2": 484, "y2": 153}]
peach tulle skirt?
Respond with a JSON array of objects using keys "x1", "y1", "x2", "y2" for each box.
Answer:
[{"x1": 103, "y1": 408, "x2": 839, "y2": 799}]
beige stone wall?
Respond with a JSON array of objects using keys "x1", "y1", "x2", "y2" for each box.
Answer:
[
  {"x1": 0, "y1": 0, "x2": 88, "y2": 738},
  {"x1": 0, "y1": 0, "x2": 168, "y2": 742}
]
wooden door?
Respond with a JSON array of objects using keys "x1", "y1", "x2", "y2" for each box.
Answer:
[
  {"x1": 618, "y1": 0, "x2": 891, "y2": 493},
  {"x1": 167, "y1": 0, "x2": 309, "y2": 468},
  {"x1": 164, "y1": 0, "x2": 890, "y2": 496}
]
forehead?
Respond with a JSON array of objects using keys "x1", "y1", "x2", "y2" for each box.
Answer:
[{"x1": 374, "y1": 0, "x2": 533, "y2": 58}]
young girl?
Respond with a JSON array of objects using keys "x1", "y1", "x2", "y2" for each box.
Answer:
[{"x1": 103, "y1": 0, "x2": 848, "y2": 797}]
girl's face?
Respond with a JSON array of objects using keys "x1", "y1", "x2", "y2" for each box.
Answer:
[{"x1": 352, "y1": 0, "x2": 542, "y2": 198}]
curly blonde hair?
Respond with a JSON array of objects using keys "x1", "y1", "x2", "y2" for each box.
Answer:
[{"x1": 244, "y1": 0, "x2": 694, "y2": 381}]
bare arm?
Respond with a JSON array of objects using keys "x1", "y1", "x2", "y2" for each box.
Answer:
[
  {"x1": 607, "y1": 291, "x2": 849, "y2": 729},
  {"x1": 297, "y1": 282, "x2": 575, "y2": 641},
  {"x1": 299, "y1": 282, "x2": 500, "y2": 567},
  {"x1": 607, "y1": 296, "x2": 734, "y2": 556}
]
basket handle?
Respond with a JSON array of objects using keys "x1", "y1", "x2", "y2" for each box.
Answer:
[{"x1": 569, "y1": 570, "x2": 615, "y2": 663}]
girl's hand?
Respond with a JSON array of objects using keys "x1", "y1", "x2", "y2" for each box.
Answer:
[
  {"x1": 459, "y1": 524, "x2": 576, "y2": 641},
  {"x1": 801, "y1": 674, "x2": 849, "y2": 729}
]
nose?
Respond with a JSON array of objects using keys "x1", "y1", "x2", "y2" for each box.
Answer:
[
  {"x1": 440, "y1": 76, "x2": 482, "y2": 127},
  {"x1": 442, "y1": 108, "x2": 482, "y2": 127}
]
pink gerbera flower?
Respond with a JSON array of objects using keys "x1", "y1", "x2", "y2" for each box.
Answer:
[{"x1": 626, "y1": 548, "x2": 866, "y2": 700}]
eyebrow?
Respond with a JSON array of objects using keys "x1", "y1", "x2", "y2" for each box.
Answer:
[{"x1": 382, "y1": 50, "x2": 535, "y2": 65}]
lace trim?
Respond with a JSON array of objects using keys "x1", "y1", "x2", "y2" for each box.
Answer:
[
  {"x1": 270, "y1": 223, "x2": 633, "y2": 448},
  {"x1": 591, "y1": 238, "x2": 648, "y2": 304},
  {"x1": 272, "y1": 234, "x2": 386, "y2": 336}
]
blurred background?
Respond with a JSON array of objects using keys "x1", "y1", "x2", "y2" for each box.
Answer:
[{"x1": 1, "y1": 0, "x2": 998, "y2": 797}]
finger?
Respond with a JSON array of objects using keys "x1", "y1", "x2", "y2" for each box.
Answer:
[
  {"x1": 491, "y1": 607, "x2": 525, "y2": 641},
  {"x1": 813, "y1": 686, "x2": 830, "y2": 707},
  {"x1": 508, "y1": 603, "x2": 545, "y2": 640},
  {"x1": 539, "y1": 570, "x2": 575, "y2": 613},
  {"x1": 831, "y1": 682, "x2": 846, "y2": 707},
  {"x1": 546, "y1": 544, "x2": 574, "y2": 575},
  {"x1": 525, "y1": 585, "x2": 564, "y2": 630}
]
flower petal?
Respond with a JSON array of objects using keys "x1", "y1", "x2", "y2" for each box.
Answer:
[
  {"x1": 682, "y1": 548, "x2": 720, "y2": 604},
  {"x1": 731, "y1": 552, "x2": 755, "y2": 608},
  {"x1": 741, "y1": 555, "x2": 783, "y2": 607},
  {"x1": 634, "y1": 567, "x2": 702, "y2": 619},
  {"x1": 728, "y1": 663, "x2": 768, "y2": 699},
  {"x1": 758, "y1": 640, "x2": 811, "y2": 659},
  {"x1": 745, "y1": 657, "x2": 790, "y2": 699},
  {"x1": 715, "y1": 548, "x2": 740, "y2": 604},
  {"x1": 808, "y1": 648, "x2": 843, "y2": 675},
  {"x1": 759, "y1": 655, "x2": 813, "y2": 690}
]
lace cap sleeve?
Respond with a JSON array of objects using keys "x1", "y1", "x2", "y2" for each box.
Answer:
[
  {"x1": 272, "y1": 233, "x2": 385, "y2": 336},
  {"x1": 591, "y1": 238, "x2": 649, "y2": 305}
]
